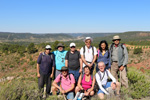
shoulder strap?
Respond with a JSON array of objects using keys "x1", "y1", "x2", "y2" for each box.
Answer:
[
  {"x1": 98, "y1": 50, "x2": 100, "y2": 57},
  {"x1": 66, "y1": 51, "x2": 70, "y2": 59},
  {"x1": 50, "y1": 53, "x2": 53, "y2": 61},
  {"x1": 121, "y1": 43, "x2": 125, "y2": 50},
  {"x1": 106, "y1": 70, "x2": 109, "y2": 77},
  {"x1": 60, "y1": 73, "x2": 62, "y2": 81},
  {"x1": 98, "y1": 71, "x2": 101, "y2": 80},
  {"x1": 107, "y1": 50, "x2": 110, "y2": 59},
  {"x1": 91, "y1": 46, "x2": 94, "y2": 57},
  {"x1": 91, "y1": 74, "x2": 93, "y2": 80},
  {"x1": 83, "y1": 46, "x2": 85, "y2": 58},
  {"x1": 42, "y1": 52, "x2": 45, "y2": 59}
]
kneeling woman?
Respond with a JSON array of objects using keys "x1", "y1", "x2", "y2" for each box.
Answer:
[{"x1": 74, "y1": 66, "x2": 95, "y2": 99}]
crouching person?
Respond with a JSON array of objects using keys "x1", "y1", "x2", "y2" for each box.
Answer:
[
  {"x1": 52, "y1": 66, "x2": 75, "y2": 100},
  {"x1": 96, "y1": 62, "x2": 120, "y2": 100},
  {"x1": 74, "y1": 66, "x2": 95, "y2": 100}
]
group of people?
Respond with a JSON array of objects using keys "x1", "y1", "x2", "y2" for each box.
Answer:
[{"x1": 37, "y1": 35, "x2": 128, "y2": 100}]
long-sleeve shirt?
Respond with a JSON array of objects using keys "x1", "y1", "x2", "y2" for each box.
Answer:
[{"x1": 95, "y1": 70, "x2": 116, "y2": 95}]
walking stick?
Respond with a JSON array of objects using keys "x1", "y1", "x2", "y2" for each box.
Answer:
[{"x1": 63, "y1": 93, "x2": 67, "y2": 100}]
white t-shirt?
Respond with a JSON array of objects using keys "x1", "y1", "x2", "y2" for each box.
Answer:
[
  {"x1": 95, "y1": 70, "x2": 116, "y2": 95},
  {"x1": 80, "y1": 46, "x2": 97, "y2": 67}
]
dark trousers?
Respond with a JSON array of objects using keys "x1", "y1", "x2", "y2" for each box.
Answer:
[
  {"x1": 38, "y1": 73, "x2": 52, "y2": 94},
  {"x1": 69, "y1": 68, "x2": 80, "y2": 82}
]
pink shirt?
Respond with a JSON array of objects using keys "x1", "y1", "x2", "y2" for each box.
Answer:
[
  {"x1": 55, "y1": 74, "x2": 75, "y2": 90},
  {"x1": 81, "y1": 74, "x2": 92, "y2": 90}
]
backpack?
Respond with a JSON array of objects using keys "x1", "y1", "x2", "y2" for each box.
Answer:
[
  {"x1": 59, "y1": 73, "x2": 73, "y2": 81},
  {"x1": 42, "y1": 52, "x2": 53, "y2": 61},
  {"x1": 110, "y1": 43, "x2": 125, "y2": 53}
]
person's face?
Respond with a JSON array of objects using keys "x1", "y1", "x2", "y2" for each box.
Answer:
[
  {"x1": 98, "y1": 63, "x2": 105, "y2": 72},
  {"x1": 70, "y1": 46, "x2": 76, "y2": 52},
  {"x1": 45, "y1": 48, "x2": 51, "y2": 54},
  {"x1": 84, "y1": 67, "x2": 90, "y2": 75},
  {"x1": 62, "y1": 70, "x2": 68, "y2": 77},
  {"x1": 85, "y1": 39, "x2": 91, "y2": 48},
  {"x1": 58, "y1": 46, "x2": 63, "y2": 51},
  {"x1": 101, "y1": 43, "x2": 106, "y2": 50},
  {"x1": 113, "y1": 39, "x2": 120, "y2": 45}
]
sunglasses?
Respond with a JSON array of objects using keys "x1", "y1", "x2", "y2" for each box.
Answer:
[
  {"x1": 113, "y1": 39, "x2": 120, "y2": 41},
  {"x1": 46, "y1": 49, "x2": 51, "y2": 50},
  {"x1": 70, "y1": 46, "x2": 75, "y2": 48}
]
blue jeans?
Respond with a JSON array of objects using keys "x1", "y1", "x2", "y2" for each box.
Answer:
[
  {"x1": 65, "y1": 91, "x2": 74, "y2": 99},
  {"x1": 97, "y1": 82, "x2": 112, "y2": 94},
  {"x1": 69, "y1": 68, "x2": 80, "y2": 82}
]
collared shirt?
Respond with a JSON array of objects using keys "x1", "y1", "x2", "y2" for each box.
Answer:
[{"x1": 55, "y1": 74, "x2": 75, "y2": 90}]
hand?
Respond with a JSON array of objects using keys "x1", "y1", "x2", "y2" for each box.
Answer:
[
  {"x1": 84, "y1": 91, "x2": 90, "y2": 96},
  {"x1": 60, "y1": 89, "x2": 66, "y2": 94},
  {"x1": 119, "y1": 66, "x2": 124, "y2": 71},
  {"x1": 108, "y1": 68, "x2": 111, "y2": 72},
  {"x1": 87, "y1": 88, "x2": 93, "y2": 92},
  {"x1": 37, "y1": 73, "x2": 40, "y2": 78},
  {"x1": 79, "y1": 68, "x2": 82, "y2": 73},
  {"x1": 88, "y1": 63, "x2": 93, "y2": 68},
  {"x1": 50, "y1": 74, "x2": 53, "y2": 78}
]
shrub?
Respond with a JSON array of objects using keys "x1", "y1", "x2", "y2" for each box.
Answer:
[
  {"x1": 0, "y1": 78, "x2": 41, "y2": 100},
  {"x1": 127, "y1": 67, "x2": 150, "y2": 99},
  {"x1": 10, "y1": 65, "x2": 14, "y2": 68},
  {"x1": 133, "y1": 48, "x2": 142, "y2": 54}
]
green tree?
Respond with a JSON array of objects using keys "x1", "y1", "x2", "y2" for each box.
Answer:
[{"x1": 27, "y1": 43, "x2": 38, "y2": 54}]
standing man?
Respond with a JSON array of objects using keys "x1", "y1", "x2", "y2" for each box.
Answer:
[
  {"x1": 110, "y1": 35, "x2": 128, "y2": 88},
  {"x1": 53, "y1": 43, "x2": 67, "y2": 78},
  {"x1": 65, "y1": 43, "x2": 82, "y2": 82},
  {"x1": 80, "y1": 37, "x2": 97, "y2": 74},
  {"x1": 37, "y1": 45, "x2": 55, "y2": 97}
]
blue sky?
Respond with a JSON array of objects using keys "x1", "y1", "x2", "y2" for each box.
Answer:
[{"x1": 0, "y1": 0, "x2": 150, "y2": 33}]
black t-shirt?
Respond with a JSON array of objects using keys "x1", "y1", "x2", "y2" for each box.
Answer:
[{"x1": 65, "y1": 50, "x2": 81, "y2": 70}]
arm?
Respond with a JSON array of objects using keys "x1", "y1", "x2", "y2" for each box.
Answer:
[
  {"x1": 52, "y1": 80, "x2": 62, "y2": 91},
  {"x1": 37, "y1": 54, "x2": 42, "y2": 77},
  {"x1": 79, "y1": 58, "x2": 83, "y2": 73},
  {"x1": 81, "y1": 55, "x2": 89, "y2": 66},
  {"x1": 107, "y1": 70, "x2": 116, "y2": 83},
  {"x1": 65, "y1": 83, "x2": 75, "y2": 93},
  {"x1": 95, "y1": 74, "x2": 109, "y2": 95},
  {"x1": 89, "y1": 47, "x2": 98, "y2": 67},
  {"x1": 123, "y1": 45, "x2": 128, "y2": 66},
  {"x1": 77, "y1": 74, "x2": 83, "y2": 90},
  {"x1": 65, "y1": 51, "x2": 69, "y2": 67},
  {"x1": 37, "y1": 64, "x2": 40, "y2": 77},
  {"x1": 65, "y1": 60, "x2": 68, "y2": 67}
]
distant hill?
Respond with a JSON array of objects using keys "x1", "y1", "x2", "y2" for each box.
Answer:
[
  {"x1": 0, "y1": 32, "x2": 75, "y2": 43},
  {"x1": 0, "y1": 31, "x2": 150, "y2": 44},
  {"x1": 0, "y1": 32, "x2": 117, "y2": 43},
  {"x1": 93, "y1": 31, "x2": 150, "y2": 44}
]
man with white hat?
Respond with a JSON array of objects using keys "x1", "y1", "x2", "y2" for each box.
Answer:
[
  {"x1": 37, "y1": 45, "x2": 55, "y2": 97},
  {"x1": 65, "y1": 42, "x2": 82, "y2": 83},
  {"x1": 80, "y1": 37, "x2": 97, "y2": 74},
  {"x1": 109, "y1": 35, "x2": 128, "y2": 88}
]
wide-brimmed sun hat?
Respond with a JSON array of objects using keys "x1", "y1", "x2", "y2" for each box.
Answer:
[
  {"x1": 57, "y1": 43, "x2": 65, "y2": 48},
  {"x1": 112, "y1": 35, "x2": 121, "y2": 41},
  {"x1": 83, "y1": 37, "x2": 93, "y2": 42},
  {"x1": 60, "y1": 66, "x2": 68, "y2": 71}
]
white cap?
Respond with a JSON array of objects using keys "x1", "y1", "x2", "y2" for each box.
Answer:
[
  {"x1": 45, "y1": 45, "x2": 51, "y2": 49},
  {"x1": 83, "y1": 37, "x2": 93, "y2": 42},
  {"x1": 70, "y1": 43, "x2": 76, "y2": 47}
]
